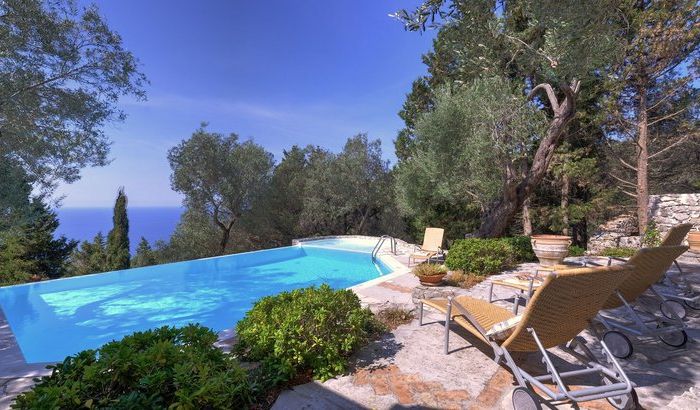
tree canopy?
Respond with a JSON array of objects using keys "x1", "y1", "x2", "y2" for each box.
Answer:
[{"x1": 0, "y1": 0, "x2": 147, "y2": 192}]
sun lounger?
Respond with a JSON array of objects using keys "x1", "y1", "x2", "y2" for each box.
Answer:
[
  {"x1": 595, "y1": 246, "x2": 690, "y2": 359},
  {"x1": 419, "y1": 264, "x2": 638, "y2": 409},
  {"x1": 408, "y1": 227, "x2": 444, "y2": 266}
]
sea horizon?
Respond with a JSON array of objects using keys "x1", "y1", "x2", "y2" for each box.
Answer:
[{"x1": 55, "y1": 206, "x2": 184, "y2": 253}]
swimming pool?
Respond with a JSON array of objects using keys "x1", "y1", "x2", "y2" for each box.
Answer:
[{"x1": 0, "y1": 242, "x2": 392, "y2": 363}]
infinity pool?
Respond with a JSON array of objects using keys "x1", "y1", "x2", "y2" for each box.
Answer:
[{"x1": 0, "y1": 243, "x2": 392, "y2": 363}]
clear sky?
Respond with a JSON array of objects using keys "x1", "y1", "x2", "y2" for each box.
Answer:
[{"x1": 56, "y1": 0, "x2": 435, "y2": 207}]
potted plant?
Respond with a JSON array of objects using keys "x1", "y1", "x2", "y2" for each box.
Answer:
[
  {"x1": 413, "y1": 264, "x2": 447, "y2": 286},
  {"x1": 688, "y1": 230, "x2": 700, "y2": 252},
  {"x1": 530, "y1": 234, "x2": 572, "y2": 266}
]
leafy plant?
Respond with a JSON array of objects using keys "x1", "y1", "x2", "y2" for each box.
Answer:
[
  {"x1": 568, "y1": 245, "x2": 586, "y2": 257},
  {"x1": 413, "y1": 263, "x2": 447, "y2": 277},
  {"x1": 502, "y1": 236, "x2": 536, "y2": 262},
  {"x1": 601, "y1": 247, "x2": 637, "y2": 258},
  {"x1": 642, "y1": 221, "x2": 662, "y2": 247},
  {"x1": 12, "y1": 325, "x2": 253, "y2": 409},
  {"x1": 235, "y1": 285, "x2": 382, "y2": 381},
  {"x1": 445, "y1": 238, "x2": 515, "y2": 276}
]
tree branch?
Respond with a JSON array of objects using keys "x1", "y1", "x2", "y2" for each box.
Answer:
[
  {"x1": 527, "y1": 83, "x2": 559, "y2": 112},
  {"x1": 648, "y1": 135, "x2": 689, "y2": 159},
  {"x1": 647, "y1": 107, "x2": 687, "y2": 126},
  {"x1": 503, "y1": 33, "x2": 559, "y2": 68},
  {"x1": 620, "y1": 189, "x2": 637, "y2": 198},
  {"x1": 609, "y1": 173, "x2": 636, "y2": 188}
]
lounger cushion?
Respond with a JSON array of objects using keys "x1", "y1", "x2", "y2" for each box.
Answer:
[{"x1": 486, "y1": 315, "x2": 522, "y2": 341}]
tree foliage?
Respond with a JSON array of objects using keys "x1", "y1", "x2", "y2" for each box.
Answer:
[
  {"x1": 0, "y1": 200, "x2": 76, "y2": 285},
  {"x1": 395, "y1": 78, "x2": 547, "y2": 226},
  {"x1": 168, "y1": 124, "x2": 275, "y2": 255},
  {"x1": 0, "y1": 0, "x2": 147, "y2": 192},
  {"x1": 601, "y1": 0, "x2": 700, "y2": 232},
  {"x1": 106, "y1": 187, "x2": 130, "y2": 270}
]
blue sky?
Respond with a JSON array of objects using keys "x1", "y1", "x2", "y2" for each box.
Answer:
[{"x1": 56, "y1": 0, "x2": 435, "y2": 207}]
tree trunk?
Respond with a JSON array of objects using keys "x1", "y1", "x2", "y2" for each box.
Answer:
[
  {"x1": 522, "y1": 197, "x2": 532, "y2": 236},
  {"x1": 636, "y1": 86, "x2": 649, "y2": 234},
  {"x1": 561, "y1": 174, "x2": 570, "y2": 236},
  {"x1": 218, "y1": 225, "x2": 232, "y2": 255},
  {"x1": 478, "y1": 80, "x2": 581, "y2": 237}
]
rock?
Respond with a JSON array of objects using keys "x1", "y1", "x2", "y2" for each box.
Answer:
[{"x1": 411, "y1": 285, "x2": 463, "y2": 305}]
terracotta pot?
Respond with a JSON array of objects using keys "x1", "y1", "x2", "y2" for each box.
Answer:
[
  {"x1": 688, "y1": 232, "x2": 700, "y2": 252},
  {"x1": 530, "y1": 235, "x2": 572, "y2": 266},
  {"x1": 418, "y1": 273, "x2": 446, "y2": 286}
]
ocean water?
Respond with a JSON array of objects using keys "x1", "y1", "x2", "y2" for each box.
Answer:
[{"x1": 55, "y1": 207, "x2": 183, "y2": 253}]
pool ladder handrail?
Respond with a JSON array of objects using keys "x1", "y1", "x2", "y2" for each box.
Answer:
[{"x1": 372, "y1": 235, "x2": 396, "y2": 261}]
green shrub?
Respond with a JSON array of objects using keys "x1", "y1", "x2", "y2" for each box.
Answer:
[
  {"x1": 601, "y1": 247, "x2": 637, "y2": 258},
  {"x1": 642, "y1": 221, "x2": 662, "y2": 247},
  {"x1": 445, "y1": 238, "x2": 515, "y2": 276},
  {"x1": 502, "y1": 235, "x2": 536, "y2": 262},
  {"x1": 13, "y1": 325, "x2": 253, "y2": 409},
  {"x1": 568, "y1": 245, "x2": 586, "y2": 257},
  {"x1": 235, "y1": 284, "x2": 382, "y2": 381},
  {"x1": 413, "y1": 263, "x2": 447, "y2": 277}
]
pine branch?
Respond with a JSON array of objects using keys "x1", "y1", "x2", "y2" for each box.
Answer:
[
  {"x1": 647, "y1": 107, "x2": 687, "y2": 126},
  {"x1": 648, "y1": 135, "x2": 690, "y2": 159}
]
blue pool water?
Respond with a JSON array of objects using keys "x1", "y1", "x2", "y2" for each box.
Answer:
[{"x1": 0, "y1": 245, "x2": 391, "y2": 363}]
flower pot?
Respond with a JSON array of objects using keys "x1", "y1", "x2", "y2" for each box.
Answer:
[
  {"x1": 418, "y1": 273, "x2": 446, "y2": 286},
  {"x1": 688, "y1": 232, "x2": 700, "y2": 252},
  {"x1": 530, "y1": 235, "x2": 572, "y2": 266}
]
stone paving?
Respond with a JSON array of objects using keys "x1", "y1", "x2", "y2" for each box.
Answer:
[{"x1": 274, "y1": 253, "x2": 700, "y2": 409}]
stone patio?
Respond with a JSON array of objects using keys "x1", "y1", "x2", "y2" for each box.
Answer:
[{"x1": 274, "y1": 251, "x2": 700, "y2": 409}]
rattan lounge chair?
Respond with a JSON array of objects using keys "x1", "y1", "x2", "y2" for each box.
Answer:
[
  {"x1": 655, "y1": 223, "x2": 699, "y2": 313},
  {"x1": 595, "y1": 246, "x2": 690, "y2": 359},
  {"x1": 419, "y1": 264, "x2": 638, "y2": 409},
  {"x1": 408, "y1": 227, "x2": 444, "y2": 266}
]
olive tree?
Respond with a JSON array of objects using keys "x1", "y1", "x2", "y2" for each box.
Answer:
[
  {"x1": 0, "y1": 0, "x2": 147, "y2": 192},
  {"x1": 168, "y1": 125, "x2": 274, "y2": 254}
]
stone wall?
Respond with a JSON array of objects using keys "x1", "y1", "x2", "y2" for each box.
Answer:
[
  {"x1": 587, "y1": 193, "x2": 700, "y2": 254},
  {"x1": 587, "y1": 215, "x2": 640, "y2": 254},
  {"x1": 648, "y1": 193, "x2": 700, "y2": 235}
]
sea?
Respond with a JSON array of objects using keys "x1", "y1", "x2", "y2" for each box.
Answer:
[{"x1": 54, "y1": 207, "x2": 184, "y2": 253}]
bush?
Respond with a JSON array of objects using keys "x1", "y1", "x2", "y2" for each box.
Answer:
[
  {"x1": 568, "y1": 245, "x2": 586, "y2": 257},
  {"x1": 445, "y1": 238, "x2": 515, "y2": 276},
  {"x1": 412, "y1": 263, "x2": 447, "y2": 277},
  {"x1": 601, "y1": 247, "x2": 637, "y2": 258},
  {"x1": 13, "y1": 325, "x2": 253, "y2": 409},
  {"x1": 235, "y1": 284, "x2": 381, "y2": 381},
  {"x1": 502, "y1": 236, "x2": 536, "y2": 262},
  {"x1": 642, "y1": 221, "x2": 662, "y2": 247}
]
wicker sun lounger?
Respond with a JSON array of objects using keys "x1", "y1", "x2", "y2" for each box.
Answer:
[
  {"x1": 656, "y1": 223, "x2": 699, "y2": 313},
  {"x1": 595, "y1": 245, "x2": 690, "y2": 359},
  {"x1": 419, "y1": 264, "x2": 638, "y2": 409}
]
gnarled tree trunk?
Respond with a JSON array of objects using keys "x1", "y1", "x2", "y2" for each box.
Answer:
[{"x1": 478, "y1": 79, "x2": 581, "y2": 237}]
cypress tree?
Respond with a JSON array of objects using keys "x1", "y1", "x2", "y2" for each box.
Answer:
[{"x1": 106, "y1": 187, "x2": 130, "y2": 270}]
